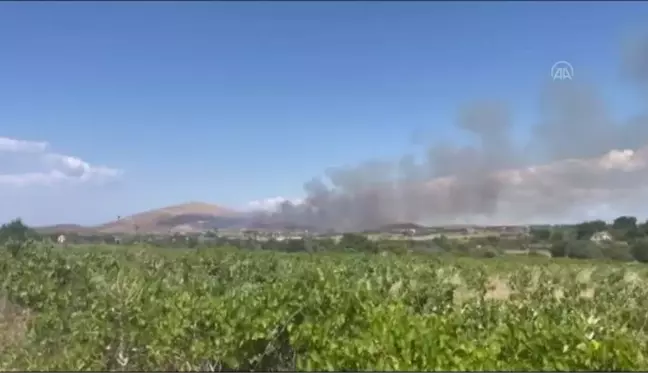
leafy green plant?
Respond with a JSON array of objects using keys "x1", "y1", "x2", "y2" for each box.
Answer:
[{"x1": 2, "y1": 243, "x2": 648, "y2": 370}]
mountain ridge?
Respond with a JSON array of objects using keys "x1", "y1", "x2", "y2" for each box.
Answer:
[{"x1": 33, "y1": 202, "x2": 243, "y2": 234}]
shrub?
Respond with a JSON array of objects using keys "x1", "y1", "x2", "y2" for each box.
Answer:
[
  {"x1": 0, "y1": 219, "x2": 37, "y2": 245},
  {"x1": 631, "y1": 238, "x2": 648, "y2": 262},
  {"x1": 549, "y1": 240, "x2": 568, "y2": 258},
  {"x1": 600, "y1": 243, "x2": 634, "y2": 261},
  {"x1": 3, "y1": 244, "x2": 648, "y2": 370},
  {"x1": 565, "y1": 240, "x2": 603, "y2": 259}
]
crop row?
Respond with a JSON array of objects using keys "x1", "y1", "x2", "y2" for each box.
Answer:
[{"x1": 2, "y1": 244, "x2": 648, "y2": 370}]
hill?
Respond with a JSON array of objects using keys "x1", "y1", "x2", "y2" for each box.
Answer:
[
  {"x1": 96, "y1": 202, "x2": 241, "y2": 234},
  {"x1": 34, "y1": 224, "x2": 98, "y2": 235}
]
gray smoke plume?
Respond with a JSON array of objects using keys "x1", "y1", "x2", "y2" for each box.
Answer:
[{"x1": 248, "y1": 34, "x2": 648, "y2": 232}]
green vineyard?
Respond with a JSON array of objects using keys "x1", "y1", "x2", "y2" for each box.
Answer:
[{"x1": 2, "y1": 244, "x2": 648, "y2": 370}]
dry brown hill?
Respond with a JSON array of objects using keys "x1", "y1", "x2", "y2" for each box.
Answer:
[{"x1": 96, "y1": 202, "x2": 239, "y2": 234}]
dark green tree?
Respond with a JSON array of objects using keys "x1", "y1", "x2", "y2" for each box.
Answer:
[
  {"x1": 549, "y1": 239, "x2": 568, "y2": 258},
  {"x1": 565, "y1": 240, "x2": 603, "y2": 259},
  {"x1": 0, "y1": 218, "x2": 39, "y2": 257},
  {"x1": 611, "y1": 216, "x2": 639, "y2": 241},
  {"x1": 639, "y1": 220, "x2": 648, "y2": 236},
  {"x1": 530, "y1": 228, "x2": 551, "y2": 242},
  {"x1": 631, "y1": 238, "x2": 648, "y2": 262},
  {"x1": 0, "y1": 218, "x2": 37, "y2": 244},
  {"x1": 312, "y1": 238, "x2": 337, "y2": 252},
  {"x1": 575, "y1": 220, "x2": 607, "y2": 240},
  {"x1": 612, "y1": 216, "x2": 637, "y2": 231},
  {"x1": 338, "y1": 233, "x2": 378, "y2": 253},
  {"x1": 600, "y1": 243, "x2": 634, "y2": 261},
  {"x1": 485, "y1": 235, "x2": 500, "y2": 246},
  {"x1": 284, "y1": 238, "x2": 306, "y2": 253}
]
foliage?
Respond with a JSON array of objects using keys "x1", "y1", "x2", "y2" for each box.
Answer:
[
  {"x1": 338, "y1": 233, "x2": 377, "y2": 253},
  {"x1": 3, "y1": 214, "x2": 648, "y2": 370},
  {"x1": 612, "y1": 216, "x2": 638, "y2": 231},
  {"x1": 550, "y1": 229, "x2": 566, "y2": 242},
  {"x1": 599, "y1": 242, "x2": 634, "y2": 262},
  {"x1": 631, "y1": 239, "x2": 648, "y2": 263},
  {"x1": 0, "y1": 218, "x2": 37, "y2": 245},
  {"x1": 530, "y1": 227, "x2": 551, "y2": 242},
  {"x1": 0, "y1": 218, "x2": 39, "y2": 257},
  {"x1": 610, "y1": 216, "x2": 640, "y2": 241},
  {"x1": 575, "y1": 220, "x2": 607, "y2": 240},
  {"x1": 3, "y1": 244, "x2": 648, "y2": 370},
  {"x1": 549, "y1": 239, "x2": 568, "y2": 258},
  {"x1": 565, "y1": 240, "x2": 603, "y2": 260}
]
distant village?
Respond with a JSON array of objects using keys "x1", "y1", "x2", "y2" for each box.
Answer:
[{"x1": 48, "y1": 223, "x2": 534, "y2": 246}]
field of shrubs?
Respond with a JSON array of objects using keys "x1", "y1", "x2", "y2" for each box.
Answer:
[{"x1": 3, "y1": 241, "x2": 648, "y2": 371}]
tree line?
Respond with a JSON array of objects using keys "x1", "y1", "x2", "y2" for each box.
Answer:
[{"x1": 4, "y1": 215, "x2": 648, "y2": 262}]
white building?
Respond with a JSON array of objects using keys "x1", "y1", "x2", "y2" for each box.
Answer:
[{"x1": 591, "y1": 231, "x2": 613, "y2": 243}]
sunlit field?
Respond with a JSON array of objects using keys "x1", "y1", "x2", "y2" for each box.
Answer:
[{"x1": 2, "y1": 244, "x2": 648, "y2": 370}]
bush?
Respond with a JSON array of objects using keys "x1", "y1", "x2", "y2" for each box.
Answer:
[
  {"x1": 0, "y1": 219, "x2": 39, "y2": 256},
  {"x1": 549, "y1": 240, "x2": 568, "y2": 258},
  {"x1": 530, "y1": 228, "x2": 551, "y2": 242},
  {"x1": 631, "y1": 239, "x2": 648, "y2": 262},
  {"x1": 565, "y1": 240, "x2": 603, "y2": 259},
  {"x1": 4, "y1": 245, "x2": 648, "y2": 370},
  {"x1": 377, "y1": 240, "x2": 409, "y2": 254},
  {"x1": 432, "y1": 235, "x2": 455, "y2": 252},
  {"x1": 338, "y1": 233, "x2": 378, "y2": 253},
  {"x1": 472, "y1": 245, "x2": 500, "y2": 258},
  {"x1": 0, "y1": 218, "x2": 37, "y2": 245},
  {"x1": 600, "y1": 243, "x2": 634, "y2": 261}
]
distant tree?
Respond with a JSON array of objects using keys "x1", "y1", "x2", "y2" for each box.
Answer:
[
  {"x1": 0, "y1": 218, "x2": 39, "y2": 256},
  {"x1": 631, "y1": 238, "x2": 648, "y2": 262},
  {"x1": 485, "y1": 235, "x2": 500, "y2": 246},
  {"x1": 611, "y1": 216, "x2": 639, "y2": 241},
  {"x1": 338, "y1": 233, "x2": 378, "y2": 253},
  {"x1": 187, "y1": 236, "x2": 199, "y2": 249},
  {"x1": 550, "y1": 229, "x2": 567, "y2": 242},
  {"x1": 639, "y1": 220, "x2": 648, "y2": 236},
  {"x1": 261, "y1": 239, "x2": 283, "y2": 251},
  {"x1": 613, "y1": 216, "x2": 637, "y2": 231},
  {"x1": 530, "y1": 228, "x2": 552, "y2": 242},
  {"x1": 549, "y1": 239, "x2": 568, "y2": 258},
  {"x1": 0, "y1": 218, "x2": 37, "y2": 244},
  {"x1": 283, "y1": 239, "x2": 306, "y2": 253},
  {"x1": 565, "y1": 240, "x2": 603, "y2": 259},
  {"x1": 600, "y1": 243, "x2": 634, "y2": 261},
  {"x1": 432, "y1": 235, "x2": 454, "y2": 252},
  {"x1": 575, "y1": 220, "x2": 607, "y2": 240},
  {"x1": 312, "y1": 238, "x2": 337, "y2": 252},
  {"x1": 303, "y1": 237, "x2": 315, "y2": 253}
]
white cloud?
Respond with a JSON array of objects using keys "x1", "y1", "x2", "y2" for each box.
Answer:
[
  {"x1": 0, "y1": 137, "x2": 48, "y2": 153},
  {"x1": 0, "y1": 136, "x2": 122, "y2": 186},
  {"x1": 246, "y1": 196, "x2": 304, "y2": 211}
]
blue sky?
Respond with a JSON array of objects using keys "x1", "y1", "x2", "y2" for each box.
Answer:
[{"x1": 1, "y1": 2, "x2": 648, "y2": 225}]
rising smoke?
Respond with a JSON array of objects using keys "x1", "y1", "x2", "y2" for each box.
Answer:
[{"x1": 249, "y1": 34, "x2": 648, "y2": 232}]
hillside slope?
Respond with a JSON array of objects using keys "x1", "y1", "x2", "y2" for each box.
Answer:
[{"x1": 96, "y1": 202, "x2": 240, "y2": 234}]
